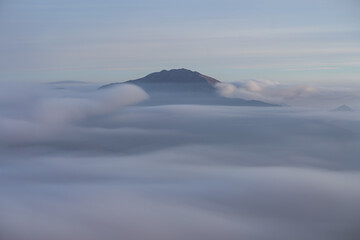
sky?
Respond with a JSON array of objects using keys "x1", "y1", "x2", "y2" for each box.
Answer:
[{"x1": 0, "y1": 0, "x2": 359, "y2": 85}]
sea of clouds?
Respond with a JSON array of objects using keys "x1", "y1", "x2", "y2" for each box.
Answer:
[
  {"x1": 0, "y1": 82, "x2": 359, "y2": 240},
  {"x1": 216, "y1": 79, "x2": 360, "y2": 108}
]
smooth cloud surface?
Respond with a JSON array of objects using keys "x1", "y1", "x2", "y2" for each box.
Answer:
[
  {"x1": 0, "y1": 83, "x2": 359, "y2": 240},
  {"x1": 216, "y1": 80, "x2": 360, "y2": 108}
]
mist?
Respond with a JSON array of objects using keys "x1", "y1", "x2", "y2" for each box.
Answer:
[
  {"x1": 216, "y1": 79, "x2": 360, "y2": 108},
  {"x1": 1, "y1": 82, "x2": 360, "y2": 240}
]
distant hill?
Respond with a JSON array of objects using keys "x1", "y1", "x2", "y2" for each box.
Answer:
[
  {"x1": 99, "y1": 69, "x2": 277, "y2": 106},
  {"x1": 331, "y1": 105, "x2": 354, "y2": 112},
  {"x1": 47, "y1": 80, "x2": 89, "y2": 85},
  {"x1": 100, "y1": 69, "x2": 219, "y2": 92}
]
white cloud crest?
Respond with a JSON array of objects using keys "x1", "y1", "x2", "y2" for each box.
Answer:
[{"x1": 216, "y1": 79, "x2": 317, "y2": 104}]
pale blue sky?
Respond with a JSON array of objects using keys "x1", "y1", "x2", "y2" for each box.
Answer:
[{"x1": 0, "y1": 0, "x2": 359, "y2": 85}]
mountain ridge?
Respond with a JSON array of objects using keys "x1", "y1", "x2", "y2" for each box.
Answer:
[
  {"x1": 99, "y1": 69, "x2": 278, "y2": 107},
  {"x1": 100, "y1": 69, "x2": 219, "y2": 91},
  {"x1": 331, "y1": 105, "x2": 354, "y2": 112}
]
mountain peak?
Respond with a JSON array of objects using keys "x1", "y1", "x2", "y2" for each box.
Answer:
[
  {"x1": 140, "y1": 68, "x2": 219, "y2": 86},
  {"x1": 159, "y1": 68, "x2": 197, "y2": 73},
  {"x1": 98, "y1": 69, "x2": 277, "y2": 107},
  {"x1": 100, "y1": 68, "x2": 220, "y2": 91},
  {"x1": 331, "y1": 105, "x2": 354, "y2": 112}
]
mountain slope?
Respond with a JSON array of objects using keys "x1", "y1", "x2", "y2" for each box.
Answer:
[
  {"x1": 331, "y1": 105, "x2": 354, "y2": 112},
  {"x1": 100, "y1": 69, "x2": 219, "y2": 92},
  {"x1": 99, "y1": 69, "x2": 277, "y2": 106}
]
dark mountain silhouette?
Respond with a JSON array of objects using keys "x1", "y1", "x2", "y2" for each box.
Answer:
[
  {"x1": 100, "y1": 69, "x2": 219, "y2": 92},
  {"x1": 331, "y1": 105, "x2": 354, "y2": 112},
  {"x1": 99, "y1": 69, "x2": 277, "y2": 106}
]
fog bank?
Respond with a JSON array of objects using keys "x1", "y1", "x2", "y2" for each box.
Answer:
[{"x1": 0, "y1": 82, "x2": 359, "y2": 240}]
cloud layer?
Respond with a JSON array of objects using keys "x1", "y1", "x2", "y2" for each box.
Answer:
[
  {"x1": 0, "y1": 83, "x2": 360, "y2": 240},
  {"x1": 216, "y1": 79, "x2": 360, "y2": 108}
]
